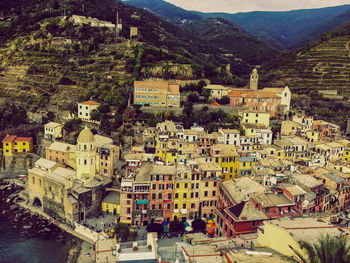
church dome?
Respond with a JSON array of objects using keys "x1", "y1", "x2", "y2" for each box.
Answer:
[{"x1": 77, "y1": 127, "x2": 94, "y2": 143}]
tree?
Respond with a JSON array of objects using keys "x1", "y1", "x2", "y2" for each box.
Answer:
[
  {"x1": 90, "y1": 109, "x2": 102, "y2": 121},
  {"x1": 63, "y1": 119, "x2": 81, "y2": 133},
  {"x1": 218, "y1": 95, "x2": 230, "y2": 105},
  {"x1": 187, "y1": 93, "x2": 199, "y2": 103},
  {"x1": 97, "y1": 104, "x2": 110, "y2": 114},
  {"x1": 191, "y1": 219, "x2": 206, "y2": 233},
  {"x1": 169, "y1": 220, "x2": 184, "y2": 233},
  {"x1": 146, "y1": 223, "x2": 163, "y2": 234},
  {"x1": 296, "y1": 234, "x2": 350, "y2": 263},
  {"x1": 114, "y1": 223, "x2": 137, "y2": 242}
]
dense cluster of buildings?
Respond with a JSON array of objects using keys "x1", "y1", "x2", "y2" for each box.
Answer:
[{"x1": 2, "y1": 73, "x2": 349, "y2": 262}]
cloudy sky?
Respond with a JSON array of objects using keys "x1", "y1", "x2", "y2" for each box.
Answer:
[{"x1": 165, "y1": 0, "x2": 350, "y2": 13}]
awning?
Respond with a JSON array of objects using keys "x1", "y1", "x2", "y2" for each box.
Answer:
[{"x1": 136, "y1": 200, "x2": 149, "y2": 204}]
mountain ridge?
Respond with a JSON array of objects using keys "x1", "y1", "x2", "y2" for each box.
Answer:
[{"x1": 124, "y1": 0, "x2": 350, "y2": 50}]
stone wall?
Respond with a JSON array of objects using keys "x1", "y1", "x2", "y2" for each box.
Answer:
[{"x1": 0, "y1": 153, "x2": 40, "y2": 178}]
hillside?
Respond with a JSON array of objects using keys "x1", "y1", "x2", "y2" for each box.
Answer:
[
  {"x1": 181, "y1": 18, "x2": 280, "y2": 75},
  {"x1": 0, "y1": 0, "x2": 244, "y2": 112},
  {"x1": 262, "y1": 23, "x2": 350, "y2": 126},
  {"x1": 123, "y1": 0, "x2": 202, "y2": 23},
  {"x1": 124, "y1": 0, "x2": 350, "y2": 50}
]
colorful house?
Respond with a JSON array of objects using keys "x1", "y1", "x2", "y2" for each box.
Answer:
[
  {"x1": 2, "y1": 135, "x2": 33, "y2": 156},
  {"x1": 102, "y1": 191, "x2": 120, "y2": 215},
  {"x1": 211, "y1": 144, "x2": 238, "y2": 180}
]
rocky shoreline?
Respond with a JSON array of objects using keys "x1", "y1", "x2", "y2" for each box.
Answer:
[{"x1": 0, "y1": 180, "x2": 83, "y2": 263}]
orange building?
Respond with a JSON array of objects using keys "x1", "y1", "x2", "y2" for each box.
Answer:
[{"x1": 228, "y1": 90, "x2": 281, "y2": 117}]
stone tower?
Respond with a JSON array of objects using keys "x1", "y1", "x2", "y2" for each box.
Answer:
[
  {"x1": 76, "y1": 127, "x2": 96, "y2": 183},
  {"x1": 250, "y1": 68, "x2": 259, "y2": 90}
]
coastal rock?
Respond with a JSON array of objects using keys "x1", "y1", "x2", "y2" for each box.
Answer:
[{"x1": 10, "y1": 204, "x2": 19, "y2": 211}]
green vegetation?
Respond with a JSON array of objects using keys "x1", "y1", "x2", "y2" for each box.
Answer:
[
  {"x1": 294, "y1": 234, "x2": 350, "y2": 263},
  {"x1": 0, "y1": 104, "x2": 28, "y2": 130},
  {"x1": 114, "y1": 223, "x2": 137, "y2": 242}
]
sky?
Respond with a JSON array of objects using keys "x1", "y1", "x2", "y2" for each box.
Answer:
[{"x1": 165, "y1": 0, "x2": 350, "y2": 13}]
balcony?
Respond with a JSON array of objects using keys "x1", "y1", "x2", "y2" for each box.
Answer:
[
  {"x1": 181, "y1": 209, "x2": 187, "y2": 214},
  {"x1": 173, "y1": 209, "x2": 179, "y2": 213}
]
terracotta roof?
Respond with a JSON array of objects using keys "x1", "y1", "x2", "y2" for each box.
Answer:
[
  {"x1": 79, "y1": 100, "x2": 100, "y2": 105},
  {"x1": 14, "y1": 137, "x2": 32, "y2": 142},
  {"x1": 228, "y1": 90, "x2": 279, "y2": 98},
  {"x1": 2, "y1": 135, "x2": 17, "y2": 143}
]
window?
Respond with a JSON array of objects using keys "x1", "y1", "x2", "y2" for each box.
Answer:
[
  {"x1": 191, "y1": 203, "x2": 195, "y2": 208},
  {"x1": 159, "y1": 184, "x2": 164, "y2": 190},
  {"x1": 212, "y1": 191, "x2": 216, "y2": 196},
  {"x1": 195, "y1": 192, "x2": 199, "y2": 198},
  {"x1": 127, "y1": 208, "x2": 131, "y2": 213},
  {"x1": 184, "y1": 183, "x2": 188, "y2": 189},
  {"x1": 152, "y1": 204, "x2": 155, "y2": 210},
  {"x1": 158, "y1": 204, "x2": 162, "y2": 210},
  {"x1": 205, "y1": 182, "x2": 208, "y2": 187},
  {"x1": 204, "y1": 191, "x2": 208, "y2": 197},
  {"x1": 152, "y1": 184, "x2": 156, "y2": 190},
  {"x1": 152, "y1": 194, "x2": 156, "y2": 199},
  {"x1": 167, "y1": 204, "x2": 171, "y2": 209},
  {"x1": 168, "y1": 175, "x2": 172, "y2": 180},
  {"x1": 183, "y1": 204, "x2": 186, "y2": 209},
  {"x1": 158, "y1": 193, "x2": 162, "y2": 199},
  {"x1": 175, "y1": 193, "x2": 179, "y2": 198},
  {"x1": 214, "y1": 182, "x2": 217, "y2": 187},
  {"x1": 168, "y1": 193, "x2": 172, "y2": 199},
  {"x1": 176, "y1": 183, "x2": 179, "y2": 188},
  {"x1": 174, "y1": 204, "x2": 178, "y2": 209},
  {"x1": 183, "y1": 193, "x2": 187, "y2": 198},
  {"x1": 127, "y1": 194, "x2": 132, "y2": 199}
]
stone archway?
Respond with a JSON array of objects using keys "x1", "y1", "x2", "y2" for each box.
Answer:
[{"x1": 33, "y1": 197, "x2": 42, "y2": 207}]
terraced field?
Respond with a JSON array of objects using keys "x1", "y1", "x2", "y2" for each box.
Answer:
[
  {"x1": 269, "y1": 36, "x2": 350, "y2": 96},
  {"x1": 0, "y1": 36, "x2": 135, "y2": 108}
]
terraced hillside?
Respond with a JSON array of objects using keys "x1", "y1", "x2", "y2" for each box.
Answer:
[
  {"x1": 0, "y1": 29, "x2": 135, "y2": 109},
  {"x1": 267, "y1": 35, "x2": 350, "y2": 96}
]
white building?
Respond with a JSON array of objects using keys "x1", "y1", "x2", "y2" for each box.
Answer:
[
  {"x1": 218, "y1": 128, "x2": 240, "y2": 146},
  {"x1": 263, "y1": 86, "x2": 291, "y2": 111},
  {"x1": 44, "y1": 122, "x2": 63, "y2": 140},
  {"x1": 255, "y1": 128, "x2": 273, "y2": 145},
  {"x1": 78, "y1": 100, "x2": 100, "y2": 121},
  {"x1": 292, "y1": 115, "x2": 314, "y2": 131}
]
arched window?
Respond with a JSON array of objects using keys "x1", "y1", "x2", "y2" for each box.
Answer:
[
  {"x1": 84, "y1": 144, "x2": 87, "y2": 150},
  {"x1": 84, "y1": 159, "x2": 87, "y2": 165}
]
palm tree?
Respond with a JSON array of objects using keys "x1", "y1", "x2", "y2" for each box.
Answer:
[{"x1": 295, "y1": 234, "x2": 350, "y2": 263}]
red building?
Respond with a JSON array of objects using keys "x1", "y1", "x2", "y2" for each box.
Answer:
[
  {"x1": 149, "y1": 165, "x2": 175, "y2": 223},
  {"x1": 228, "y1": 90, "x2": 281, "y2": 117}
]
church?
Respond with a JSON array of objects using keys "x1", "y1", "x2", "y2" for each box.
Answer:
[{"x1": 27, "y1": 127, "x2": 112, "y2": 225}]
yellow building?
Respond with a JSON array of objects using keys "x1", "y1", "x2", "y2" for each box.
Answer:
[
  {"x1": 240, "y1": 111, "x2": 270, "y2": 127},
  {"x1": 343, "y1": 148, "x2": 350, "y2": 162},
  {"x1": 306, "y1": 130, "x2": 319, "y2": 143},
  {"x1": 134, "y1": 81, "x2": 180, "y2": 107},
  {"x1": 2, "y1": 135, "x2": 33, "y2": 156},
  {"x1": 173, "y1": 165, "x2": 191, "y2": 221},
  {"x1": 211, "y1": 144, "x2": 238, "y2": 180},
  {"x1": 101, "y1": 191, "x2": 120, "y2": 215}
]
